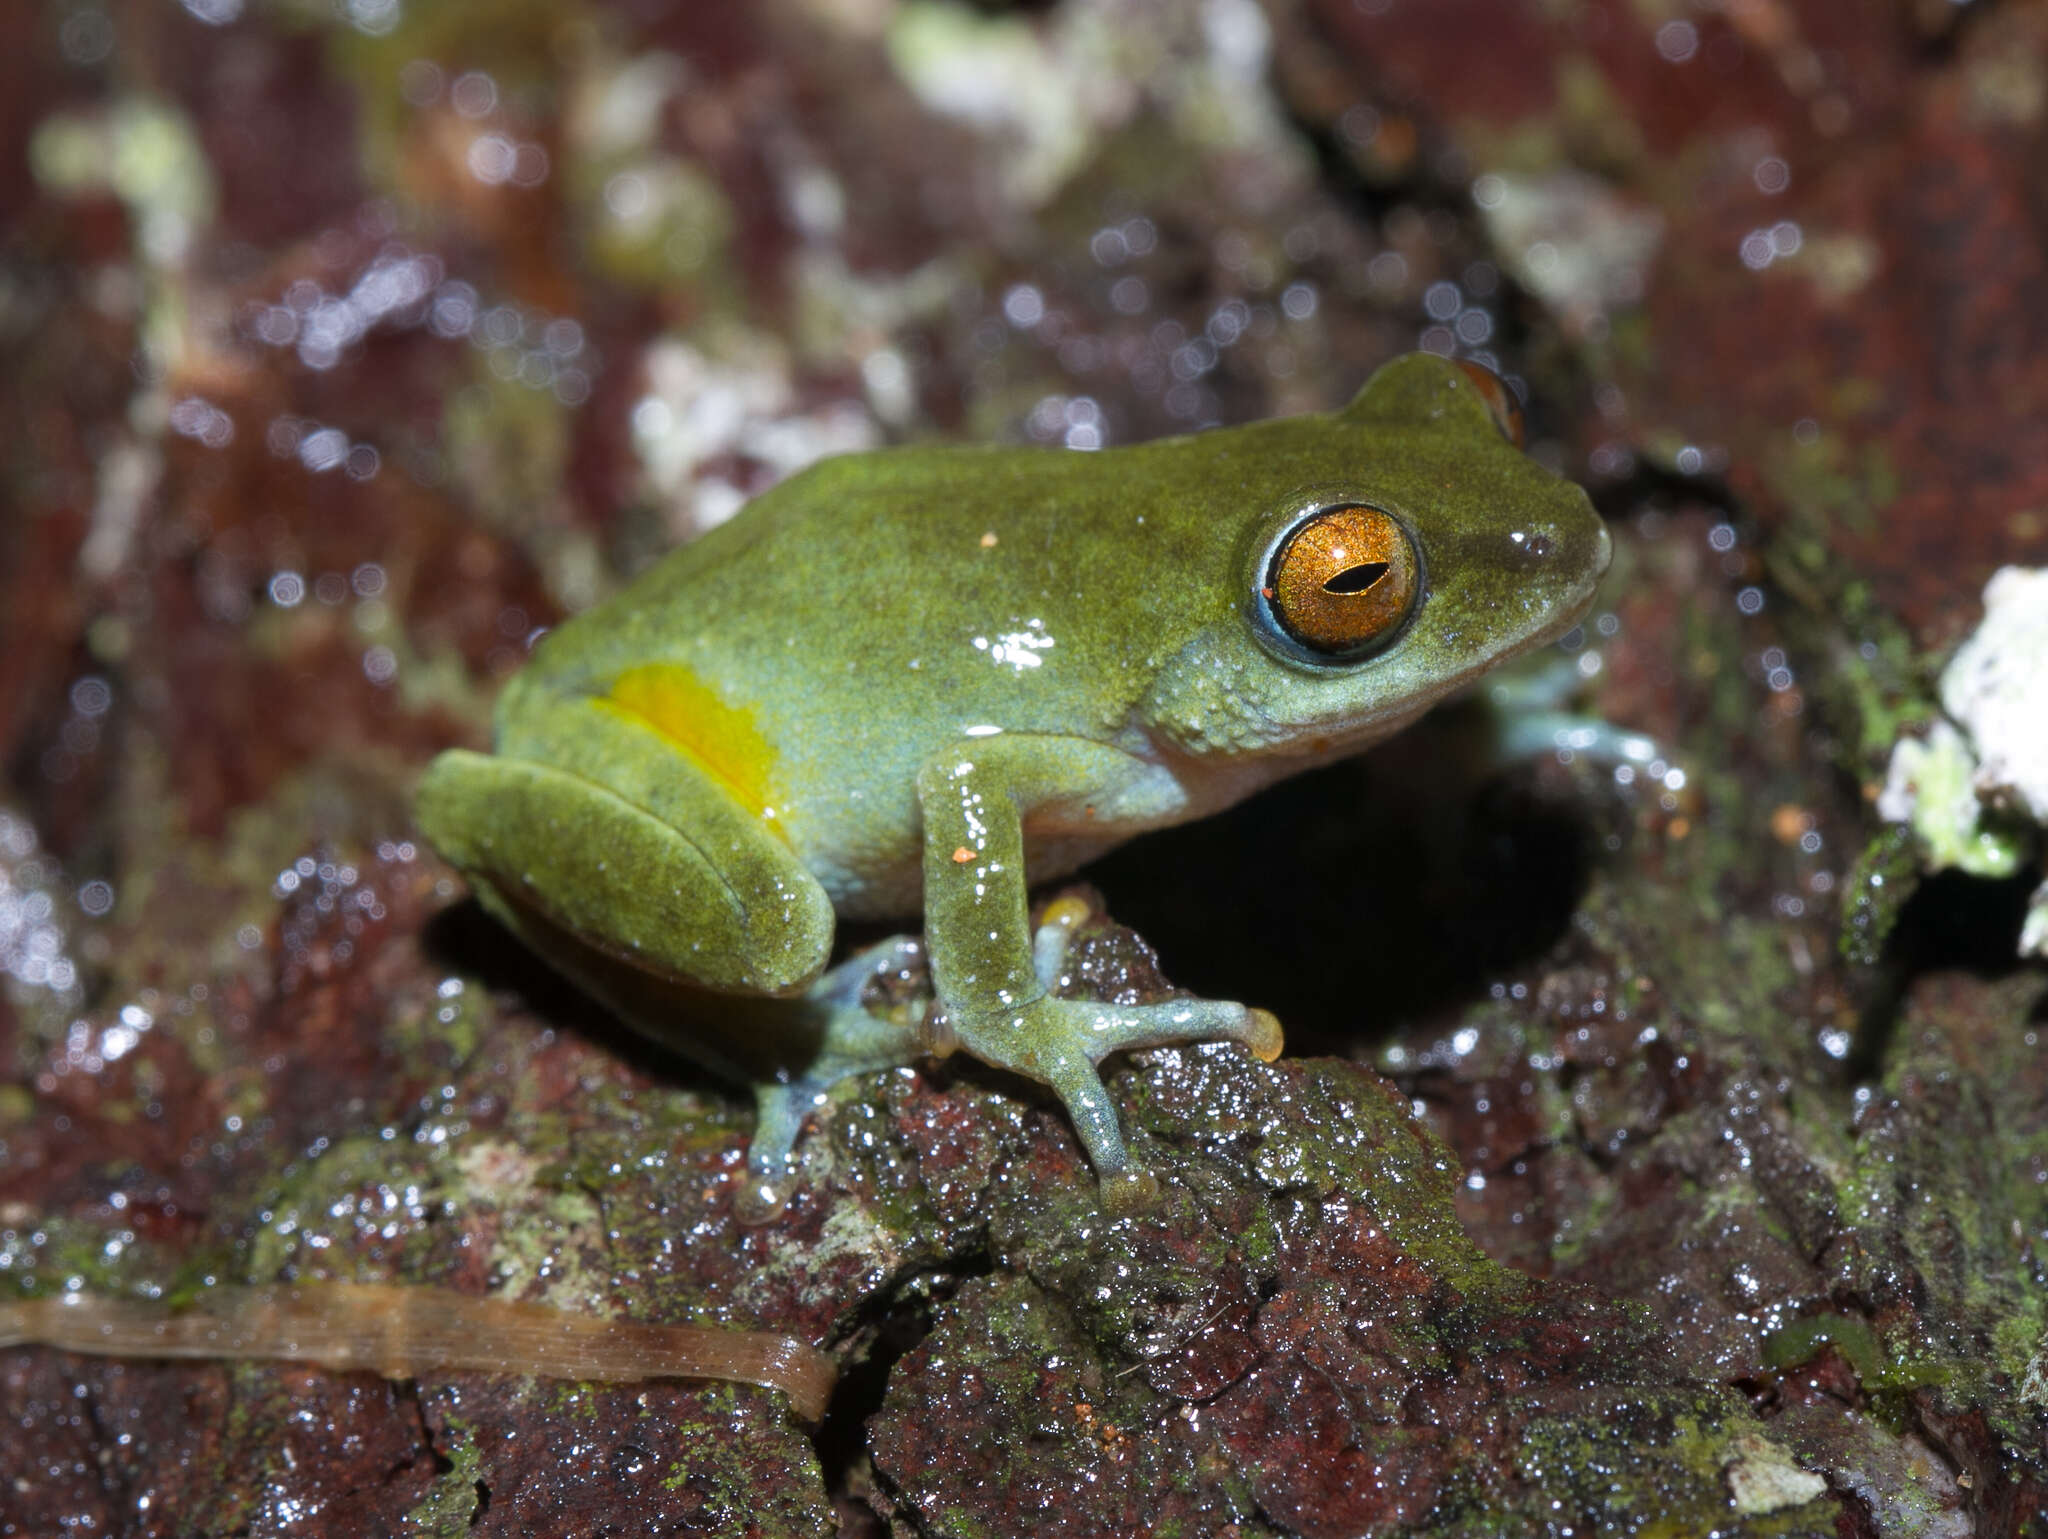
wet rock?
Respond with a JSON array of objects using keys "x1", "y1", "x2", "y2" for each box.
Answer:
[{"x1": 4, "y1": 0, "x2": 2045, "y2": 1533}]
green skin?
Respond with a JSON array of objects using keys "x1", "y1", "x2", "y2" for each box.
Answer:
[{"x1": 417, "y1": 353, "x2": 1611, "y2": 1216}]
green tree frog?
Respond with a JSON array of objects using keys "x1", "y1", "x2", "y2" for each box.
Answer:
[{"x1": 417, "y1": 352, "x2": 1610, "y2": 1217}]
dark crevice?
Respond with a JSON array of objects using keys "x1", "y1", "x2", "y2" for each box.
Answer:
[
  {"x1": 388, "y1": 1374, "x2": 450, "y2": 1474},
  {"x1": 1265, "y1": 23, "x2": 1576, "y2": 448},
  {"x1": 1581, "y1": 443, "x2": 1746, "y2": 527},
  {"x1": 1906, "y1": 0, "x2": 1996, "y2": 63},
  {"x1": 1845, "y1": 866, "x2": 2038, "y2": 1080},
  {"x1": 813, "y1": 1248, "x2": 996, "y2": 1528},
  {"x1": 422, "y1": 900, "x2": 632, "y2": 1051},
  {"x1": 77, "y1": 1371, "x2": 121, "y2": 1509},
  {"x1": 395, "y1": 1377, "x2": 496, "y2": 1529},
  {"x1": 1818, "y1": 1479, "x2": 1881, "y2": 1539}
]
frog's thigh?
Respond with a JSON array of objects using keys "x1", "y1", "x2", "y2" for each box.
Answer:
[{"x1": 417, "y1": 721, "x2": 832, "y2": 997}]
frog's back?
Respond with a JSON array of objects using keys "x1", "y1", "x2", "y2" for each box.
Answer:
[{"x1": 513, "y1": 428, "x2": 1286, "y2": 748}]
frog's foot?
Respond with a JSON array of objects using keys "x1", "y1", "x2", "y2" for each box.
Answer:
[
  {"x1": 1481, "y1": 661, "x2": 1662, "y2": 773},
  {"x1": 1507, "y1": 712, "x2": 1660, "y2": 771},
  {"x1": 1483, "y1": 652, "x2": 1596, "y2": 715},
  {"x1": 1029, "y1": 893, "x2": 1098, "y2": 990},
  {"x1": 1472, "y1": 652, "x2": 1668, "y2": 777},
  {"x1": 1024, "y1": 895, "x2": 1284, "y2": 1068},
  {"x1": 735, "y1": 935, "x2": 929, "y2": 1224},
  {"x1": 933, "y1": 895, "x2": 1283, "y2": 1215}
]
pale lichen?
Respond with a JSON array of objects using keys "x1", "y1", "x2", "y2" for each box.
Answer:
[{"x1": 1876, "y1": 566, "x2": 2048, "y2": 952}]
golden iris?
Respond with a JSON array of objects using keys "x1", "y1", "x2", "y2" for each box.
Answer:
[{"x1": 1267, "y1": 505, "x2": 1418, "y2": 657}]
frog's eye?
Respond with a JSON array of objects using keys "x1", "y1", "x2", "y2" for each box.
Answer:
[
  {"x1": 1455, "y1": 360, "x2": 1525, "y2": 448},
  {"x1": 1265, "y1": 504, "x2": 1419, "y2": 658}
]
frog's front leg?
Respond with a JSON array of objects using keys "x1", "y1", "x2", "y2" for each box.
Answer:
[{"x1": 915, "y1": 739, "x2": 1282, "y2": 1211}]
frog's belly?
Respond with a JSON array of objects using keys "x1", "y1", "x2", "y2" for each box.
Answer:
[
  {"x1": 808, "y1": 850, "x2": 920, "y2": 923},
  {"x1": 794, "y1": 750, "x2": 1274, "y2": 925}
]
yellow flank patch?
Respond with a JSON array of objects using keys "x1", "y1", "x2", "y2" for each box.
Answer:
[{"x1": 601, "y1": 662, "x2": 782, "y2": 826}]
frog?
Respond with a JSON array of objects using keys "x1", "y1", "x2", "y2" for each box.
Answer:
[{"x1": 416, "y1": 351, "x2": 1611, "y2": 1218}]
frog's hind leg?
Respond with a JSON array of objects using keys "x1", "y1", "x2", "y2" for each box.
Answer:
[
  {"x1": 738, "y1": 935, "x2": 932, "y2": 1222},
  {"x1": 420, "y1": 695, "x2": 887, "y2": 1206},
  {"x1": 418, "y1": 724, "x2": 837, "y2": 1002}
]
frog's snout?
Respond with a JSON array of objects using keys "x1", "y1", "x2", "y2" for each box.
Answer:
[
  {"x1": 1544, "y1": 494, "x2": 1612, "y2": 594},
  {"x1": 1557, "y1": 512, "x2": 1613, "y2": 614}
]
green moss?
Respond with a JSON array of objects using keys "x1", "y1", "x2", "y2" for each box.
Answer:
[
  {"x1": 819, "y1": 1072, "x2": 1018, "y2": 1250},
  {"x1": 1818, "y1": 600, "x2": 1936, "y2": 773},
  {"x1": 1439, "y1": 1400, "x2": 1834, "y2": 1536},
  {"x1": 886, "y1": 1, "x2": 1101, "y2": 207},
  {"x1": 191, "y1": 1366, "x2": 272, "y2": 1535},
  {"x1": 1, "y1": 1215, "x2": 132, "y2": 1299},
  {"x1": 1463, "y1": 119, "x2": 1567, "y2": 178},
  {"x1": 1553, "y1": 53, "x2": 1650, "y2": 172},
  {"x1": 1819, "y1": 975, "x2": 2048, "y2": 1463},
  {"x1": 879, "y1": 1271, "x2": 1260, "y2": 1535},
  {"x1": 244, "y1": 1129, "x2": 453, "y2": 1283},
  {"x1": 1762, "y1": 1311, "x2": 1883, "y2": 1379},
  {"x1": 0, "y1": 1084, "x2": 33, "y2": 1125},
  {"x1": 543, "y1": 1379, "x2": 613, "y2": 1421},
  {"x1": 29, "y1": 95, "x2": 215, "y2": 269},
  {"x1": 580, "y1": 156, "x2": 734, "y2": 292},
  {"x1": 320, "y1": 0, "x2": 568, "y2": 206},
  {"x1": 381, "y1": 968, "x2": 488, "y2": 1072},
  {"x1": 650, "y1": 1385, "x2": 835, "y2": 1536},
  {"x1": 405, "y1": 1413, "x2": 485, "y2": 1536},
  {"x1": 1882, "y1": 724, "x2": 2032, "y2": 878},
  {"x1": 1757, "y1": 429, "x2": 1900, "y2": 545},
  {"x1": 1993, "y1": 1304, "x2": 2048, "y2": 1390},
  {"x1": 443, "y1": 368, "x2": 568, "y2": 535}
]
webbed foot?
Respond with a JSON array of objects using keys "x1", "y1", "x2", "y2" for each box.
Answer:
[
  {"x1": 736, "y1": 935, "x2": 928, "y2": 1223},
  {"x1": 1482, "y1": 655, "x2": 1663, "y2": 771},
  {"x1": 931, "y1": 894, "x2": 1282, "y2": 1206}
]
